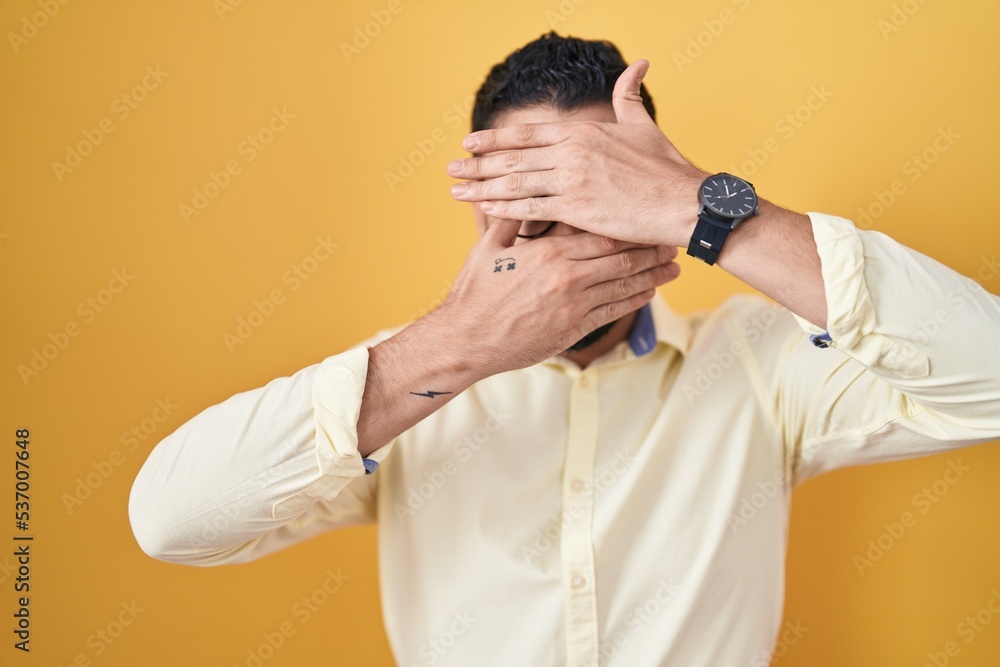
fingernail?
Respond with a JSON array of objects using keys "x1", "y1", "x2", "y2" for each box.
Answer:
[
  {"x1": 480, "y1": 201, "x2": 494, "y2": 212},
  {"x1": 463, "y1": 135, "x2": 479, "y2": 151},
  {"x1": 447, "y1": 159, "x2": 464, "y2": 176},
  {"x1": 451, "y1": 183, "x2": 468, "y2": 197}
]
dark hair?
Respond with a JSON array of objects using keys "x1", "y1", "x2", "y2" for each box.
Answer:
[{"x1": 472, "y1": 31, "x2": 656, "y2": 132}]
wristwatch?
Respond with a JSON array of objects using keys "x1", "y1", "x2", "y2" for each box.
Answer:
[{"x1": 686, "y1": 172, "x2": 759, "y2": 265}]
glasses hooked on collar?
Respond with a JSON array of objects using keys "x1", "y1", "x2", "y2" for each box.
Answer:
[{"x1": 516, "y1": 221, "x2": 557, "y2": 239}]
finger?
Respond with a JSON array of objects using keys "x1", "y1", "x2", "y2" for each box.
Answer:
[
  {"x1": 482, "y1": 218, "x2": 521, "y2": 249},
  {"x1": 479, "y1": 197, "x2": 558, "y2": 222},
  {"x1": 462, "y1": 122, "x2": 571, "y2": 155},
  {"x1": 447, "y1": 146, "x2": 556, "y2": 181},
  {"x1": 586, "y1": 260, "x2": 680, "y2": 308},
  {"x1": 451, "y1": 170, "x2": 559, "y2": 202},
  {"x1": 577, "y1": 246, "x2": 677, "y2": 285},
  {"x1": 581, "y1": 288, "x2": 658, "y2": 335},
  {"x1": 545, "y1": 233, "x2": 647, "y2": 260},
  {"x1": 612, "y1": 59, "x2": 657, "y2": 127}
]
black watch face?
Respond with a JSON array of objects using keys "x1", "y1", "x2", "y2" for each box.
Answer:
[{"x1": 701, "y1": 173, "x2": 757, "y2": 218}]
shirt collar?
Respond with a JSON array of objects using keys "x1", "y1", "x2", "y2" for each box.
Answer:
[{"x1": 646, "y1": 295, "x2": 692, "y2": 357}]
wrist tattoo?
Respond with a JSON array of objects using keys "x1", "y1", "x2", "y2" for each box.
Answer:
[
  {"x1": 494, "y1": 257, "x2": 516, "y2": 273},
  {"x1": 410, "y1": 390, "x2": 453, "y2": 398}
]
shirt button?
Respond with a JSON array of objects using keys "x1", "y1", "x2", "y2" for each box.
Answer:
[
  {"x1": 579, "y1": 375, "x2": 590, "y2": 388},
  {"x1": 571, "y1": 478, "x2": 586, "y2": 492},
  {"x1": 571, "y1": 575, "x2": 586, "y2": 589}
]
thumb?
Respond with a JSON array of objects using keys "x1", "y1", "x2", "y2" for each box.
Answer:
[{"x1": 612, "y1": 59, "x2": 656, "y2": 126}]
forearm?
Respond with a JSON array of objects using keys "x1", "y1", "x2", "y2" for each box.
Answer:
[
  {"x1": 357, "y1": 310, "x2": 488, "y2": 457},
  {"x1": 713, "y1": 199, "x2": 828, "y2": 329}
]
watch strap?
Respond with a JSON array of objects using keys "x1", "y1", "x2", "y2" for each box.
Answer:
[{"x1": 686, "y1": 212, "x2": 733, "y2": 266}]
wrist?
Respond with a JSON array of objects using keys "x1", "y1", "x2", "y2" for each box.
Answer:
[
  {"x1": 663, "y1": 169, "x2": 709, "y2": 247},
  {"x1": 408, "y1": 304, "x2": 496, "y2": 385}
]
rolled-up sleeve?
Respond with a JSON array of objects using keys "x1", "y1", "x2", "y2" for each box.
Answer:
[
  {"x1": 777, "y1": 212, "x2": 1000, "y2": 483},
  {"x1": 128, "y1": 344, "x2": 393, "y2": 566}
]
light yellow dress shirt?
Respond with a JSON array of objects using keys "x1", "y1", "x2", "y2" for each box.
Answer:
[{"x1": 129, "y1": 212, "x2": 1000, "y2": 666}]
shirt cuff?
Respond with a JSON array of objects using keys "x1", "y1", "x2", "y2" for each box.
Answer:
[
  {"x1": 310, "y1": 346, "x2": 394, "y2": 486},
  {"x1": 791, "y1": 212, "x2": 929, "y2": 378}
]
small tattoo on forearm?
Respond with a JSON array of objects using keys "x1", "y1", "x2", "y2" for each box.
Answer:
[
  {"x1": 494, "y1": 257, "x2": 516, "y2": 273},
  {"x1": 410, "y1": 390, "x2": 453, "y2": 398}
]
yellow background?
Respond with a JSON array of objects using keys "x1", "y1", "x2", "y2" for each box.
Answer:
[{"x1": 2, "y1": 0, "x2": 999, "y2": 665}]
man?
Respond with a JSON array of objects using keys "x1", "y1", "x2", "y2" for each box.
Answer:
[{"x1": 129, "y1": 33, "x2": 1000, "y2": 666}]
